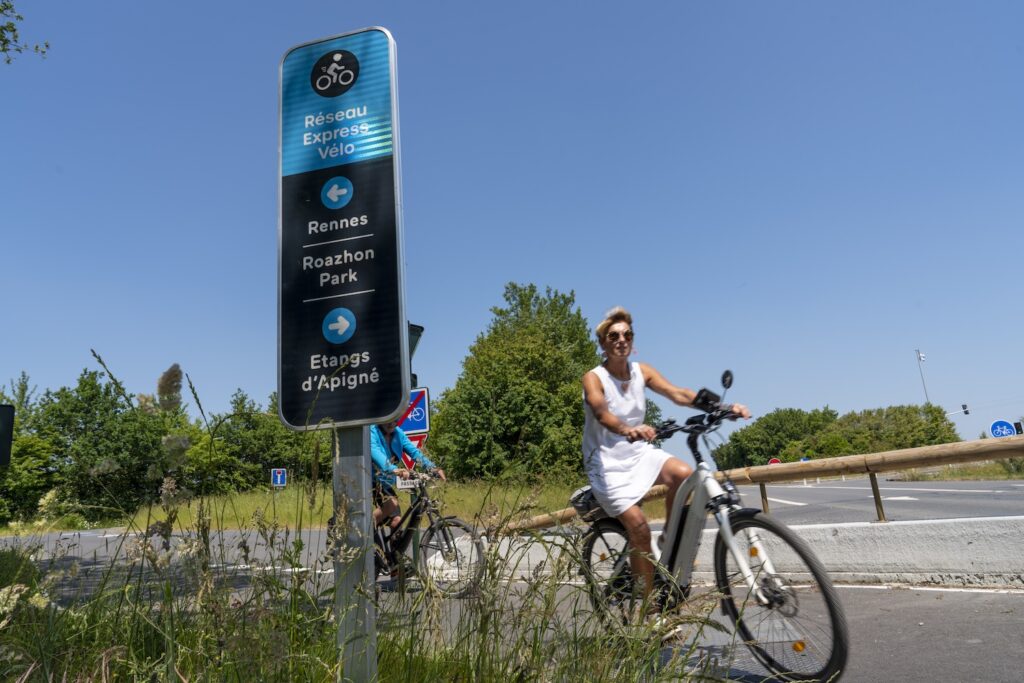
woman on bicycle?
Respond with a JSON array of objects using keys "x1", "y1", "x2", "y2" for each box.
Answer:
[
  {"x1": 370, "y1": 418, "x2": 446, "y2": 529},
  {"x1": 582, "y1": 306, "x2": 749, "y2": 604}
]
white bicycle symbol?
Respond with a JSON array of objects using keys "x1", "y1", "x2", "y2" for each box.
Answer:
[
  {"x1": 992, "y1": 424, "x2": 1014, "y2": 437},
  {"x1": 410, "y1": 407, "x2": 426, "y2": 423},
  {"x1": 315, "y1": 53, "x2": 355, "y2": 91}
]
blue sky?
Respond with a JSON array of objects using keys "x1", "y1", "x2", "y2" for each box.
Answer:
[{"x1": 3, "y1": 1, "x2": 1023, "y2": 444}]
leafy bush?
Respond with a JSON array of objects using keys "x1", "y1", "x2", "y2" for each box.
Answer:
[
  {"x1": 999, "y1": 457, "x2": 1024, "y2": 475},
  {"x1": 430, "y1": 283, "x2": 600, "y2": 482},
  {"x1": 716, "y1": 404, "x2": 961, "y2": 468},
  {"x1": 0, "y1": 547, "x2": 40, "y2": 589}
]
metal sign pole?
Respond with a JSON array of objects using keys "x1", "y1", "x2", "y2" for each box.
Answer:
[
  {"x1": 334, "y1": 426, "x2": 377, "y2": 682},
  {"x1": 279, "y1": 28, "x2": 405, "y2": 681}
]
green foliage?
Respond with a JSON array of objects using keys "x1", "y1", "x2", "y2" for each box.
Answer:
[
  {"x1": 717, "y1": 403, "x2": 960, "y2": 468},
  {"x1": 999, "y1": 457, "x2": 1024, "y2": 476},
  {"x1": 0, "y1": 371, "x2": 39, "y2": 435},
  {"x1": 0, "y1": 1, "x2": 47, "y2": 64},
  {"x1": 33, "y1": 369, "x2": 166, "y2": 520},
  {"x1": 0, "y1": 434, "x2": 56, "y2": 522},
  {"x1": 156, "y1": 363, "x2": 183, "y2": 413},
  {"x1": 0, "y1": 546, "x2": 39, "y2": 589},
  {"x1": 716, "y1": 407, "x2": 838, "y2": 469},
  {"x1": 183, "y1": 390, "x2": 330, "y2": 495},
  {"x1": 430, "y1": 283, "x2": 600, "y2": 482}
]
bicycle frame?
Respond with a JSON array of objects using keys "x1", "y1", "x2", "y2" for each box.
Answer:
[
  {"x1": 657, "y1": 442, "x2": 774, "y2": 603},
  {"x1": 383, "y1": 478, "x2": 438, "y2": 557}
]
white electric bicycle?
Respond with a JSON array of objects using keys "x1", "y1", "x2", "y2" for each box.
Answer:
[{"x1": 575, "y1": 371, "x2": 849, "y2": 682}]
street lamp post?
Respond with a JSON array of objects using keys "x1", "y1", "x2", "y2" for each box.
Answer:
[{"x1": 915, "y1": 349, "x2": 930, "y2": 404}]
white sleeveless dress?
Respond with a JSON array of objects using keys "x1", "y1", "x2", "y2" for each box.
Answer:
[{"x1": 582, "y1": 362, "x2": 672, "y2": 517}]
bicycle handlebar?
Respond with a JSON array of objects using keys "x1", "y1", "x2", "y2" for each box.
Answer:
[{"x1": 653, "y1": 402, "x2": 742, "y2": 441}]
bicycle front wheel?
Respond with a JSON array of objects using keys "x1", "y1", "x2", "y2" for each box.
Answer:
[
  {"x1": 417, "y1": 517, "x2": 484, "y2": 598},
  {"x1": 714, "y1": 509, "x2": 849, "y2": 682},
  {"x1": 581, "y1": 518, "x2": 636, "y2": 625}
]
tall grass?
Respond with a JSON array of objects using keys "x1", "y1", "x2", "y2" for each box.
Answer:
[
  {"x1": 122, "y1": 478, "x2": 669, "y2": 533},
  {"x1": 0, "y1": 477, "x2": 720, "y2": 681},
  {"x1": 899, "y1": 461, "x2": 1024, "y2": 481},
  {"x1": 0, "y1": 361, "x2": 709, "y2": 680}
]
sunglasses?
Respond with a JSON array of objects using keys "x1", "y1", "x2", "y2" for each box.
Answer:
[{"x1": 606, "y1": 330, "x2": 634, "y2": 342}]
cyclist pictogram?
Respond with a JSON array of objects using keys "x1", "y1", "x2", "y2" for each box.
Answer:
[
  {"x1": 990, "y1": 420, "x2": 1015, "y2": 438},
  {"x1": 311, "y1": 50, "x2": 360, "y2": 97}
]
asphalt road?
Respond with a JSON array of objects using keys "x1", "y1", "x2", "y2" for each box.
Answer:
[
  {"x1": 666, "y1": 584, "x2": 1024, "y2": 682},
  {"x1": 732, "y1": 477, "x2": 1024, "y2": 525}
]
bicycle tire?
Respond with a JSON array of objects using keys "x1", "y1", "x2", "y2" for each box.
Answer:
[
  {"x1": 581, "y1": 518, "x2": 637, "y2": 624},
  {"x1": 417, "y1": 517, "x2": 484, "y2": 598},
  {"x1": 713, "y1": 508, "x2": 849, "y2": 682}
]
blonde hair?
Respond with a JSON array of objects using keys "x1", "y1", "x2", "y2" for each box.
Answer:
[{"x1": 595, "y1": 306, "x2": 633, "y2": 342}]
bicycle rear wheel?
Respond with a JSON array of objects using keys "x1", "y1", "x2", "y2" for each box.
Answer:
[
  {"x1": 417, "y1": 517, "x2": 484, "y2": 598},
  {"x1": 581, "y1": 518, "x2": 636, "y2": 624},
  {"x1": 713, "y1": 509, "x2": 849, "y2": 682}
]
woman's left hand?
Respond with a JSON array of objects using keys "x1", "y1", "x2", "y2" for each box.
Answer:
[{"x1": 729, "y1": 403, "x2": 752, "y2": 419}]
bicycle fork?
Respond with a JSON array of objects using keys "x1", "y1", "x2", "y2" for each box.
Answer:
[{"x1": 713, "y1": 505, "x2": 778, "y2": 606}]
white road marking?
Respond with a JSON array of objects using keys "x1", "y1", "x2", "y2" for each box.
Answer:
[
  {"x1": 837, "y1": 584, "x2": 1024, "y2": 595},
  {"x1": 775, "y1": 485, "x2": 1010, "y2": 494},
  {"x1": 879, "y1": 496, "x2": 918, "y2": 501},
  {"x1": 766, "y1": 497, "x2": 808, "y2": 507}
]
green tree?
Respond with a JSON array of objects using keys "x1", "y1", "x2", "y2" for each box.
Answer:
[
  {"x1": 186, "y1": 390, "x2": 328, "y2": 493},
  {"x1": 1, "y1": 1, "x2": 47, "y2": 64},
  {"x1": 715, "y1": 407, "x2": 839, "y2": 468},
  {"x1": 822, "y1": 404, "x2": 958, "y2": 454},
  {"x1": 716, "y1": 403, "x2": 960, "y2": 469},
  {"x1": 0, "y1": 372, "x2": 39, "y2": 435},
  {"x1": 0, "y1": 433, "x2": 56, "y2": 522},
  {"x1": 430, "y1": 283, "x2": 600, "y2": 482},
  {"x1": 34, "y1": 370, "x2": 166, "y2": 520},
  {"x1": 157, "y1": 363, "x2": 183, "y2": 413}
]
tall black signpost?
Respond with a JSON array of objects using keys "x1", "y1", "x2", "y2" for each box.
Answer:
[{"x1": 280, "y1": 27, "x2": 408, "y2": 681}]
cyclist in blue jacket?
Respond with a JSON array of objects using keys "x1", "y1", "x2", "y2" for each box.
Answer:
[{"x1": 370, "y1": 419, "x2": 446, "y2": 529}]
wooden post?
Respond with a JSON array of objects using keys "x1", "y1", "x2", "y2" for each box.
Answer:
[
  {"x1": 759, "y1": 483, "x2": 770, "y2": 513},
  {"x1": 869, "y1": 472, "x2": 887, "y2": 523}
]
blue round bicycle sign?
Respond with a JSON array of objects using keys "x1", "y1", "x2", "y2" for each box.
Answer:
[{"x1": 990, "y1": 420, "x2": 1016, "y2": 438}]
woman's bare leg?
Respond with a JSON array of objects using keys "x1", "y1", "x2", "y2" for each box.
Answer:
[{"x1": 617, "y1": 505, "x2": 653, "y2": 603}]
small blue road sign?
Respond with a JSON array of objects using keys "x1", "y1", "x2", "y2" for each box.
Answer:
[
  {"x1": 990, "y1": 420, "x2": 1015, "y2": 438},
  {"x1": 398, "y1": 387, "x2": 430, "y2": 435},
  {"x1": 800, "y1": 456, "x2": 811, "y2": 462},
  {"x1": 271, "y1": 468, "x2": 288, "y2": 487}
]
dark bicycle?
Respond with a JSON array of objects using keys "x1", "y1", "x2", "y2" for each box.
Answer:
[{"x1": 372, "y1": 472, "x2": 485, "y2": 598}]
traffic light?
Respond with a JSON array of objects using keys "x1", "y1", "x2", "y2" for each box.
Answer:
[
  {"x1": 0, "y1": 405, "x2": 13, "y2": 469},
  {"x1": 408, "y1": 323, "x2": 424, "y2": 388},
  {"x1": 1015, "y1": 422, "x2": 1023, "y2": 436},
  {"x1": 962, "y1": 404, "x2": 970, "y2": 415}
]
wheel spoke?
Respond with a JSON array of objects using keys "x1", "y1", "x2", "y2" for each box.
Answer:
[
  {"x1": 418, "y1": 519, "x2": 484, "y2": 598},
  {"x1": 715, "y1": 511, "x2": 848, "y2": 681}
]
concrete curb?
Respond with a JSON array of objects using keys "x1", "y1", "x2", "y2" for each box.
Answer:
[
  {"x1": 493, "y1": 515, "x2": 1024, "y2": 588},
  {"x1": 781, "y1": 515, "x2": 1024, "y2": 588}
]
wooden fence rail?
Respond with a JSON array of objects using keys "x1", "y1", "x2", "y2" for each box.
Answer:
[{"x1": 502, "y1": 435, "x2": 1024, "y2": 533}]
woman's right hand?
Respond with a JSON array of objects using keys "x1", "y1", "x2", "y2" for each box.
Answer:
[{"x1": 622, "y1": 424, "x2": 656, "y2": 443}]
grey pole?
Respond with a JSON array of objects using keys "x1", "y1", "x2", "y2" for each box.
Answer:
[
  {"x1": 334, "y1": 426, "x2": 377, "y2": 682},
  {"x1": 915, "y1": 349, "x2": 930, "y2": 404}
]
